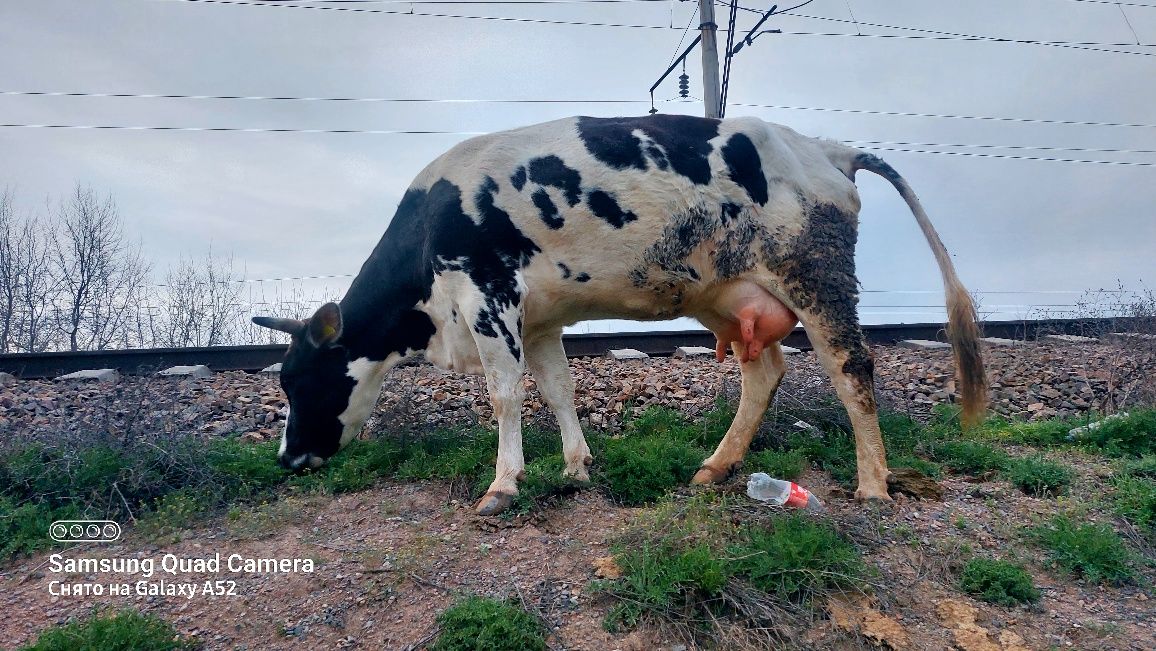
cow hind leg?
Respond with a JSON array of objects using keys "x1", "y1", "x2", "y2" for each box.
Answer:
[
  {"x1": 525, "y1": 332, "x2": 592, "y2": 482},
  {"x1": 802, "y1": 317, "x2": 891, "y2": 501},
  {"x1": 692, "y1": 341, "x2": 787, "y2": 484}
]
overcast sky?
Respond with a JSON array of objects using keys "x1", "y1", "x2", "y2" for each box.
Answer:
[{"x1": 1, "y1": 0, "x2": 1153, "y2": 329}]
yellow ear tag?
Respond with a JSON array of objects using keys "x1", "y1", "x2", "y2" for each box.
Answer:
[{"x1": 322, "y1": 325, "x2": 336, "y2": 338}]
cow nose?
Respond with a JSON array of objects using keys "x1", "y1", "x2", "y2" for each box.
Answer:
[{"x1": 278, "y1": 453, "x2": 305, "y2": 471}]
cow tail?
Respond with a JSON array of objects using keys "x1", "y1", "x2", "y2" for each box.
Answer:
[{"x1": 851, "y1": 151, "x2": 988, "y2": 429}]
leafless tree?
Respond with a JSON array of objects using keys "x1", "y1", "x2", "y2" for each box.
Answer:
[
  {"x1": 0, "y1": 189, "x2": 16, "y2": 351},
  {"x1": 50, "y1": 185, "x2": 149, "y2": 351},
  {"x1": 0, "y1": 190, "x2": 61, "y2": 352},
  {"x1": 157, "y1": 248, "x2": 245, "y2": 347}
]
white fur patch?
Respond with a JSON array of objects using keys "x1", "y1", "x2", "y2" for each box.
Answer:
[{"x1": 337, "y1": 353, "x2": 405, "y2": 448}]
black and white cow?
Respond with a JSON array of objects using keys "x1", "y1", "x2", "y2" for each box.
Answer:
[{"x1": 254, "y1": 114, "x2": 986, "y2": 515}]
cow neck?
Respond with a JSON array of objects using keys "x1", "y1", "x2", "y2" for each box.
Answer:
[{"x1": 335, "y1": 217, "x2": 436, "y2": 363}]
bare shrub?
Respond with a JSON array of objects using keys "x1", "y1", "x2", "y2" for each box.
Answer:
[
  {"x1": 0, "y1": 189, "x2": 61, "y2": 352},
  {"x1": 50, "y1": 185, "x2": 150, "y2": 351},
  {"x1": 154, "y1": 249, "x2": 246, "y2": 347}
]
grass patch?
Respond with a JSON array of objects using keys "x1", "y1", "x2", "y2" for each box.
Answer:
[
  {"x1": 887, "y1": 454, "x2": 943, "y2": 479},
  {"x1": 958, "y1": 558, "x2": 1040, "y2": 606},
  {"x1": 1111, "y1": 474, "x2": 1156, "y2": 535},
  {"x1": 599, "y1": 494, "x2": 867, "y2": 642},
  {"x1": 1032, "y1": 515, "x2": 1137, "y2": 585},
  {"x1": 431, "y1": 596, "x2": 547, "y2": 651},
  {"x1": 932, "y1": 441, "x2": 1009, "y2": 475},
  {"x1": 744, "y1": 449, "x2": 807, "y2": 481},
  {"x1": 1004, "y1": 455, "x2": 1074, "y2": 497},
  {"x1": 597, "y1": 435, "x2": 705, "y2": 506},
  {"x1": 1070, "y1": 410, "x2": 1156, "y2": 457},
  {"x1": 19, "y1": 608, "x2": 194, "y2": 651}
]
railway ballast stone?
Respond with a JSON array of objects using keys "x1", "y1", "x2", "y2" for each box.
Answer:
[
  {"x1": 606, "y1": 348, "x2": 649, "y2": 361},
  {"x1": 158, "y1": 365, "x2": 213, "y2": 379},
  {"x1": 55, "y1": 368, "x2": 119, "y2": 383},
  {"x1": 980, "y1": 337, "x2": 1024, "y2": 347},
  {"x1": 1107, "y1": 332, "x2": 1156, "y2": 344},
  {"x1": 674, "y1": 346, "x2": 714, "y2": 358},
  {"x1": 1043, "y1": 334, "x2": 1099, "y2": 344},
  {"x1": 0, "y1": 372, "x2": 15, "y2": 386},
  {"x1": 899, "y1": 340, "x2": 952, "y2": 350}
]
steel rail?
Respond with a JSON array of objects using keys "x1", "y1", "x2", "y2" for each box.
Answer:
[{"x1": 0, "y1": 318, "x2": 1133, "y2": 379}]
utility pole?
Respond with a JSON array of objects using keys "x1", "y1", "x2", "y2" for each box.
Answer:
[{"x1": 697, "y1": 0, "x2": 722, "y2": 118}]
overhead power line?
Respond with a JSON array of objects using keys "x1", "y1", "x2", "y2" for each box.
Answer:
[
  {"x1": 0, "y1": 89, "x2": 645, "y2": 104},
  {"x1": 0, "y1": 123, "x2": 486, "y2": 135},
  {"x1": 776, "y1": 30, "x2": 1155, "y2": 58},
  {"x1": 1062, "y1": 0, "x2": 1156, "y2": 8},
  {"x1": 732, "y1": 101, "x2": 1156, "y2": 129},
  {"x1": 856, "y1": 145, "x2": 1156, "y2": 167},
  {"x1": 159, "y1": 0, "x2": 1156, "y2": 58},
  {"x1": 786, "y1": 10, "x2": 1153, "y2": 47},
  {"x1": 8, "y1": 88, "x2": 1156, "y2": 130},
  {"x1": 156, "y1": 0, "x2": 676, "y2": 29},
  {"x1": 3, "y1": 121, "x2": 1155, "y2": 166},
  {"x1": 847, "y1": 140, "x2": 1156, "y2": 156}
]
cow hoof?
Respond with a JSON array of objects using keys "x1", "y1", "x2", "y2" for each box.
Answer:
[
  {"x1": 854, "y1": 487, "x2": 893, "y2": 503},
  {"x1": 475, "y1": 491, "x2": 514, "y2": 516},
  {"x1": 563, "y1": 466, "x2": 591, "y2": 484},
  {"x1": 691, "y1": 464, "x2": 728, "y2": 485}
]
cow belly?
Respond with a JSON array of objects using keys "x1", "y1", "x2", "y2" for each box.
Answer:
[{"x1": 695, "y1": 280, "x2": 798, "y2": 363}]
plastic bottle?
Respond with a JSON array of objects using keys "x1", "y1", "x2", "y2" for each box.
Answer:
[{"x1": 746, "y1": 472, "x2": 825, "y2": 513}]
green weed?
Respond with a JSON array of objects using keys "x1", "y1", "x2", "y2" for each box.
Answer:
[
  {"x1": 597, "y1": 434, "x2": 705, "y2": 506},
  {"x1": 1110, "y1": 474, "x2": 1156, "y2": 534},
  {"x1": 600, "y1": 494, "x2": 866, "y2": 635},
  {"x1": 19, "y1": 608, "x2": 195, "y2": 651},
  {"x1": 1004, "y1": 456, "x2": 1074, "y2": 497},
  {"x1": 744, "y1": 449, "x2": 807, "y2": 481},
  {"x1": 430, "y1": 596, "x2": 547, "y2": 651},
  {"x1": 1032, "y1": 515, "x2": 1136, "y2": 585},
  {"x1": 958, "y1": 558, "x2": 1040, "y2": 606},
  {"x1": 932, "y1": 441, "x2": 1009, "y2": 475}
]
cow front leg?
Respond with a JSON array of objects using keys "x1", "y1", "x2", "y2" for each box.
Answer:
[
  {"x1": 525, "y1": 331, "x2": 592, "y2": 483},
  {"x1": 692, "y1": 341, "x2": 786, "y2": 484},
  {"x1": 468, "y1": 310, "x2": 528, "y2": 516}
]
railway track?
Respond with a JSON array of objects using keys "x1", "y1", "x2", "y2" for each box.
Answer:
[{"x1": 0, "y1": 318, "x2": 1125, "y2": 379}]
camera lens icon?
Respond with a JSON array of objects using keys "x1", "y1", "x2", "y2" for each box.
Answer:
[{"x1": 50, "y1": 520, "x2": 121, "y2": 543}]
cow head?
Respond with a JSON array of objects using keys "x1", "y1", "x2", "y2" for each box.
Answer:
[{"x1": 252, "y1": 302, "x2": 356, "y2": 471}]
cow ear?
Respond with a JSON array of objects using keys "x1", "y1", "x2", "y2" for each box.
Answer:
[
  {"x1": 307, "y1": 302, "x2": 343, "y2": 347},
  {"x1": 252, "y1": 316, "x2": 306, "y2": 337}
]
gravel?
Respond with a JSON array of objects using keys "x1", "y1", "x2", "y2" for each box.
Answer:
[{"x1": 1, "y1": 340, "x2": 1152, "y2": 443}]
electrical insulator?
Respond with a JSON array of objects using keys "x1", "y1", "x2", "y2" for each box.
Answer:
[{"x1": 678, "y1": 73, "x2": 689, "y2": 98}]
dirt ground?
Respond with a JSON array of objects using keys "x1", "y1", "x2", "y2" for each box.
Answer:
[{"x1": 2, "y1": 455, "x2": 1153, "y2": 651}]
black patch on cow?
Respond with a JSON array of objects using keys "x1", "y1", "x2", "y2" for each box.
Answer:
[
  {"x1": 557, "y1": 262, "x2": 572, "y2": 279},
  {"x1": 632, "y1": 206, "x2": 718, "y2": 287},
  {"x1": 644, "y1": 142, "x2": 669, "y2": 171},
  {"x1": 341, "y1": 177, "x2": 538, "y2": 366},
  {"x1": 720, "y1": 202, "x2": 743, "y2": 225},
  {"x1": 576, "y1": 115, "x2": 719, "y2": 185},
  {"x1": 574, "y1": 272, "x2": 591, "y2": 283},
  {"x1": 587, "y1": 190, "x2": 637, "y2": 228},
  {"x1": 721, "y1": 133, "x2": 768, "y2": 206},
  {"x1": 764, "y1": 199, "x2": 875, "y2": 411},
  {"x1": 510, "y1": 166, "x2": 527, "y2": 191},
  {"x1": 528, "y1": 155, "x2": 582, "y2": 206},
  {"x1": 531, "y1": 188, "x2": 564, "y2": 229}
]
